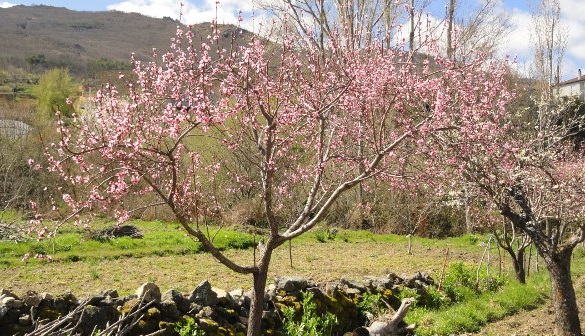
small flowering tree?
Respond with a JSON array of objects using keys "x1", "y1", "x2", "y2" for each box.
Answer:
[
  {"x1": 38, "y1": 21, "x2": 513, "y2": 335},
  {"x1": 433, "y1": 95, "x2": 585, "y2": 335}
]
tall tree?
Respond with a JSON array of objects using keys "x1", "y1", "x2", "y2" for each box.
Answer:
[
  {"x1": 440, "y1": 0, "x2": 511, "y2": 72},
  {"x1": 531, "y1": 0, "x2": 566, "y2": 101},
  {"x1": 254, "y1": 0, "x2": 414, "y2": 49},
  {"x1": 38, "y1": 21, "x2": 513, "y2": 336}
]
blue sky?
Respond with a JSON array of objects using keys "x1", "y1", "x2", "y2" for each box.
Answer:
[{"x1": 1, "y1": 0, "x2": 584, "y2": 80}]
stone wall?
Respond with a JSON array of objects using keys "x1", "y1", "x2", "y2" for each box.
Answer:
[{"x1": 0, "y1": 272, "x2": 435, "y2": 336}]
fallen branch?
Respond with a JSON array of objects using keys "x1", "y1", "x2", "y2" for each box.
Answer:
[{"x1": 365, "y1": 297, "x2": 417, "y2": 336}]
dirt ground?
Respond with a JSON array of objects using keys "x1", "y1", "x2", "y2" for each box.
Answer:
[{"x1": 476, "y1": 275, "x2": 585, "y2": 336}]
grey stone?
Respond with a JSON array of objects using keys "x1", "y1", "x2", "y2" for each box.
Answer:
[
  {"x1": 136, "y1": 282, "x2": 161, "y2": 302},
  {"x1": 18, "y1": 314, "x2": 31, "y2": 326},
  {"x1": 229, "y1": 288, "x2": 245, "y2": 305},
  {"x1": 100, "y1": 289, "x2": 119, "y2": 298},
  {"x1": 275, "y1": 276, "x2": 309, "y2": 292},
  {"x1": 162, "y1": 289, "x2": 191, "y2": 313},
  {"x1": 264, "y1": 284, "x2": 277, "y2": 302},
  {"x1": 80, "y1": 305, "x2": 120, "y2": 336},
  {"x1": 159, "y1": 300, "x2": 180, "y2": 320},
  {"x1": 11, "y1": 299, "x2": 23, "y2": 309},
  {"x1": 21, "y1": 291, "x2": 42, "y2": 307},
  {"x1": 0, "y1": 305, "x2": 7, "y2": 319},
  {"x1": 364, "y1": 276, "x2": 394, "y2": 291},
  {"x1": 189, "y1": 280, "x2": 218, "y2": 306},
  {"x1": 340, "y1": 278, "x2": 368, "y2": 293},
  {"x1": 53, "y1": 292, "x2": 78, "y2": 312},
  {"x1": 0, "y1": 289, "x2": 18, "y2": 299},
  {"x1": 325, "y1": 282, "x2": 339, "y2": 295},
  {"x1": 1, "y1": 296, "x2": 15, "y2": 308},
  {"x1": 213, "y1": 287, "x2": 234, "y2": 307}
]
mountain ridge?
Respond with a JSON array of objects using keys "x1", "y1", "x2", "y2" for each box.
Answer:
[{"x1": 0, "y1": 5, "x2": 250, "y2": 76}]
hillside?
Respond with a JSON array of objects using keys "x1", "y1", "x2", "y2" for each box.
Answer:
[{"x1": 0, "y1": 5, "x2": 252, "y2": 77}]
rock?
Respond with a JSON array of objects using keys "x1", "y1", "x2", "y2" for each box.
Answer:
[
  {"x1": 275, "y1": 276, "x2": 309, "y2": 292},
  {"x1": 0, "y1": 289, "x2": 18, "y2": 300},
  {"x1": 189, "y1": 280, "x2": 218, "y2": 307},
  {"x1": 198, "y1": 318, "x2": 220, "y2": 333},
  {"x1": 265, "y1": 284, "x2": 277, "y2": 302},
  {"x1": 162, "y1": 289, "x2": 191, "y2": 313},
  {"x1": 53, "y1": 292, "x2": 78, "y2": 313},
  {"x1": 0, "y1": 305, "x2": 7, "y2": 319},
  {"x1": 197, "y1": 306, "x2": 217, "y2": 320},
  {"x1": 1, "y1": 297, "x2": 15, "y2": 308},
  {"x1": 21, "y1": 291, "x2": 42, "y2": 308},
  {"x1": 18, "y1": 314, "x2": 31, "y2": 326},
  {"x1": 345, "y1": 288, "x2": 362, "y2": 296},
  {"x1": 340, "y1": 278, "x2": 368, "y2": 293},
  {"x1": 40, "y1": 292, "x2": 53, "y2": 301},
  {"x1": 136, "y1": 282, "x2": 161, "y2": 302},
  {"x1": 213, "y1": 287, "x2": 233, "y2": 307},
  {"x1": 387, "y1": 272, "x2": 404, "y2": 285},
  {"x1": 364, "y1": 276, "x2": 394, "y2": 291},
  {"x1": 80, "y1": 305, "x2": 120, "y2": 335},
  {"x1": 403, "y1": 272, "x2": 433, "y2": 288},
  {"x1": 325, "y1": 282, "x2": 339, "y2": 295},
  {"x1": 159, "y1": 300, "x2": 180, "y2": 320},
  {"x1": 229, "y1": 288, "x2": 245, "y2": 306},
  {"x1": 100, "y1": 289, "x2": 119, "y2": 298},
  {"x1": 10, "y1": 299, "x2": 23, "y2": 309}
]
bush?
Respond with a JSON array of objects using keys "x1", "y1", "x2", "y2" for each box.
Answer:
[
  {"x1": 175, "y1": 316, "x2": 206, "y2": 336},
  {"x1": 442, "y1": 262, "x2": 478, "y2": 302},
  {"x1": 282, "y1": 291, "x2": 338, "y2": 336}
]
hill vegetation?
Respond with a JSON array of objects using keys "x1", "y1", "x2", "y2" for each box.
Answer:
[{"x1": 0, "y1": 5, "x2": 253, "y2": 93}]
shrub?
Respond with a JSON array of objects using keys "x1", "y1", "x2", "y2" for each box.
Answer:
[
  {"x1": 175, "y1": 317, "x2": 206, "y2": 336},
  {"x1": 282, "y1": 291, "x2": 338, "y2": 336}
]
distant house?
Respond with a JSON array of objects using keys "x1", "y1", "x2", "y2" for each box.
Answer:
[
  {"x1": 0, "y1": 119, "x2": 33, "y2": 140},
  {"x1": 557, "y1": 69, "x2": 585, "y2": 99}
]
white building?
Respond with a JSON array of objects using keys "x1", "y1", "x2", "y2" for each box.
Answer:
[{"x1": 557, "y1": 69, "x2": 585, "y2": 99}]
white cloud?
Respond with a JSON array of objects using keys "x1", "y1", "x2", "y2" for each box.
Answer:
[
  {"x1": 494, "y1": 0, "x2": 585, "y2": 80},
  {"x1": 502, "y1": 9, "x2": 533, "y2": 60},
  {"x1": 105, "y1": 0, "x2": 585, "y2": 79},
  {"x1": 106, "y1": 0, "x2": 265, "y2": 31},
  {"x1": 560, "y1": 0, "x2": 585, "y2": 22},
  {"x1": 0, "y1": 2, "x2": 16, "y2": 8}
]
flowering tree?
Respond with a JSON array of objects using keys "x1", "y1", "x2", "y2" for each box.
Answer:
[
  {"x1": 38, "y1": 21, "x2": 513, "y2": 335},
  {"x1": 433, "y1": 94, "x2": 585, "y2": 335}
]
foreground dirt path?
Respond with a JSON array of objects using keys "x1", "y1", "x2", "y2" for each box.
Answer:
[{"x1": 476, "y1": 275, "x2": 585, "y2": 336}]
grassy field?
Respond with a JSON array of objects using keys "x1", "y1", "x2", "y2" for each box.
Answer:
[
  {"x1": 0, "y1": 218, "x2": 490, "y2": 295},
  {"x1": 1, "y1": 216, "x2": 584, "y2": 335}
]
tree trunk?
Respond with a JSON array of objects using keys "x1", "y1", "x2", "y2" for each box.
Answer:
[
  {"x1": 247, "y1": 248, "x2": 272, "y2": 336},
  {"x1": 510, "y1": 248, "x2": 526, "y2": 284},
  {"x1": 545, "y1": 248, "x2": 582, "y2": 336}
]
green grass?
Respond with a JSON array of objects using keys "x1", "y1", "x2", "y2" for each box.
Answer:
[
  {"x1": 0, "y1": 219, "x2": 260, "y2": 266},
  {"x1": 406, "y1": 270, "x2": 553, "y2": 336},
  {"x1": 3, "y1": 213, "x2": 583, "y2": 336},
  {"x1": 0, "y1": 217, "x2": 489, "y2": 268}
]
